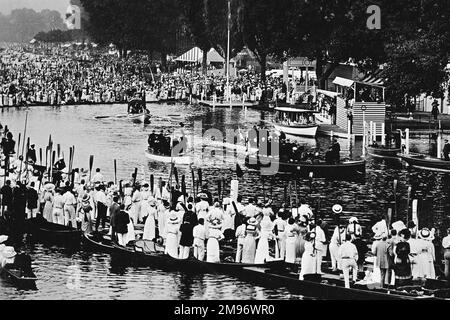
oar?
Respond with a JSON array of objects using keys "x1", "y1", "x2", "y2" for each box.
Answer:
[
  {"x1": 406, "y1": 186, "x2": 412, "y2": 224},
  {"x1": 159, "y1": 177, "x2": 163, "y2": 197},
  {"x1": 174, "y1": 166, "x2": 179, "y2": 187},
  {"x1": 57, "y1": 143, "x2": 60, "y2": 159},
  {"x1": 39, "y1": 147, "x2": 42, "y2": 165},
  {"x1": 181, "y1": 175, "x2": 186, "y2": 205},
  {"x1": 262, "y1": 176, "x2": 266, "y2": 202},
  {"x1": 393, "y1": 179, "x2": 398, "y2": 221},
  {"x1": 222, "y1": 177, "x2": 226, "y2": 198},
  {"x1": 198, "y1": 168, "x2": 202, "y2": 190},
  {"x1": 68, "y1": 147, "x2": 73, "y2": 183},
  {"x1": 218, "y1": 179, "x2": 222, "y2": 201},
  {"x1": 386, "y1": 207, "x2": 392, "y2": 231},
  {"x1": 191, "y1": 167, "x2": 197, "y2": 206},
  {"x1": 17, "y1": 133, "x2": 21, "y2": 155},
  {"x1": 119, "y1": 180, "x2": 123, "y2": 201},
  {"x1": 150, "y1": 174, "x2": 154, "y2": 194},
  {"x1": 114, "y1": 159, "x2": 117, "y2": 185},
  {"x1": 51, "y1": 150, "x2": 55, "y2": 182},
  {"x1": 132, "y1": 167, "x2": 138, "y2": 187},
  {"x1": 89, "y1": 155, "x2": 94, "y2": 182}
]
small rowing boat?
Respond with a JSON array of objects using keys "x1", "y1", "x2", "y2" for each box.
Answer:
[
  {"x1": 367, "y1": 146, "x2": 402, "y2": 160},
  {"x1": 245, "y1": 155, "x2": 366, "y2": 178},
  {"x1": 0, "y1": 254, "x2": 37, "y2": 289},
  {"x1": 128, "y1": 112, "x2": 151, "y2": 124},
  {"x1": 26, "y1": 216, "x2": 82, "y2": 245},
  {"x1": 272, "y1": 107, "x2": 320, "y2": 137},
  {"x1": 239, "y1": 267, "x2": 447, "y2": 300},
  {"x1": 400, "y1": 153, "x2": 450, "y2": 173},
  {"x1": 145, "y1": 149, "x2": 193, "y2": 165},
  {"x1": 83, "y1": 233, "x2": 283, "y2": 273}
]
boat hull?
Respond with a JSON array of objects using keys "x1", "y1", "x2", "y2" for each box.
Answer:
[
  {"x1": 82, "y1": 233, "x2": 282, "y2": 274},
  {"x1": 26, "y1": 217, "x2": 82, "y2": 245},
  {"x1": 245, "y1": 155, "x2": 366, "y2": 178},
  {"x1": 273, "y1": 123, "x2": 318, "y2": 137},
  {"x1": 128, "y1": 113, "x2": 150, "y2": 124},
  {"x1": 239, "y1": 267, "x2": 439, "y2": 300},
  {"x1": 145, "y1": 150, "x2": 193, "y2": 165},
  {"x1": 400, "y1": 154, "x2": 450, "y2": 173},
  {"x1": 367, "y1": 147, "x2": 401, "y2": 160}
]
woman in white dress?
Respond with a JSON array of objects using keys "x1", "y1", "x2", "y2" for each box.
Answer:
[
  {"x1": 122, "y1": 196, "x2": 135, "y2": 245},
  {"x1": 418, "y1": 228, "x2": 436, "y2": 279},
  {"x1": 254, "y1": 216, "x2": 274, "y2": 264},
  {"x1": 42, "y1": 183, "x2": 55, "y2": 222},
  {"x1": 329, "y1": 225, "x2": 346, "y2": 271},
  {"x1": 206, "y1": 219, "x2": 224, "y2": 263},
  {"x1": 285, "y1": 218, "x2": 300, "y2": 264},
  {"x1": 299, "y1": 232, "x2": 317, "y2": 280},
  {"x1": 165, "y1": 211, "x2": 181, "y2": 258},
  {"x1": 242, "y1": 218, "x2": 260, "y2": 264},
  {"x1": 130, "y1": 186, "x2": 142, "y2": 224},
  {"x1": 142, "y1": 198, "x2": 157, "y2": 241}
]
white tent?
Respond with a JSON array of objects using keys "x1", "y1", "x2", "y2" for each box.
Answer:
[{"x1": 175, "y1": 47, "x2": 224, "y2": 64}]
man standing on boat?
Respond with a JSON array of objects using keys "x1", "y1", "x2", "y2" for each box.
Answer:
[
  {"x1": 443, "y1": 139, "x2": 450, "y2": 161},
  {"x1": 331, "y1": 139, "x2": 341, "y2": 163}
]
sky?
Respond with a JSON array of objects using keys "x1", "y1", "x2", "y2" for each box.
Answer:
[{"x1": 0, "y1": 0, "x2": 71, "y2": 16}]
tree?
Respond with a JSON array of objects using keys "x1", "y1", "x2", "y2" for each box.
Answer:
[{"x1": 237, "y1": 0, "x2": 288, "y2": 92}]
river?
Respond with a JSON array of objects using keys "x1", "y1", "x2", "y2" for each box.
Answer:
[{"x1": 0, "y1": 102, "x2": 448, "y2": 299}]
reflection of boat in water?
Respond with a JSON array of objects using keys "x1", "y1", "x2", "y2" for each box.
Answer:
[
  {"x1": 245, "y1": 154, "x2": 366, "y2": 178},
  {"x1": 272, "y1": 107, "x2": 319, "y2": 137},
  {"x1": 128, "y1": 98, "x2": 151, "y2": 124},
  {"x1": 145, "y1": 149, "x2": 193, "y2": 165},
  {"x1": 400, "y1": 153, "x2": 450, "y2": 173},
  {"x1": 367, "y1": 146, "x2": 401, "y2": 160}
]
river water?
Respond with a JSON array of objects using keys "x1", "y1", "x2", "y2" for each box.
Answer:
[{"x1": 0, "y1": 102, "x2": 449, "y2": 299}]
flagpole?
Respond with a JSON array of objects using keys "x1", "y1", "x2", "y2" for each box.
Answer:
[{"x1": 226, "y1": 0, "x2": 231, "y2": 104}]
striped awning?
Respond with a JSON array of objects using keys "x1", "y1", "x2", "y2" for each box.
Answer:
[
  {"x1": 175, "y1": 47, "x2": 224, "y2": 63},
  {"x1": 360, "y1": 69, "x2": 385, "y2": 87}
]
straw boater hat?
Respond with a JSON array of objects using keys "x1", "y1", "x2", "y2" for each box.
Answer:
[
  {"x1": 349, "y1": 217, "x2": 358, "y2": 224},
  {"x1": 210, "y1": 218, "x2": 222, "y2": 229},
  {"x1": 44, "y1": 182, "x2": 55, "y2": 191},
  {"x1": 198, "y1": 192, "x2": 208, "y2": 200},
  {"x1": 168, "y1": 211, "x2": 180, "y2": 223},
  {"x1": 247, "y1": 217, "x2": 258, "y2": 226},
  {"x1": 148, "y1": 197, "x2": 156, "y2": 206},
  {"x1": 82, "y1": 193, "x2": 91, "y2": 203},
  {"x1": 163, "y1": 200, "x2": 171, "y2": 209},
  {"x1": 418, "y1": 228, "x2": 434, "y2": 241},
  {"x1": 332, "y1": 204, "x2": 343, "y2": 214}
]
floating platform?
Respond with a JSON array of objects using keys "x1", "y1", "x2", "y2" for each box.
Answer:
[{"x1": 198, "y1": 100, "x2": 259, "y2": 108}]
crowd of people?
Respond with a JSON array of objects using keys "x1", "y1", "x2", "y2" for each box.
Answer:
[
  {"x1": 0, "y1": 43, "x2": 321, "y2": 108},
  {"x1": 1, "y1": 120, "x2": 449, "y2": 289}
]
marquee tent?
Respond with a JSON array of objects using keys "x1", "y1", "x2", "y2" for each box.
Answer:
[{"x1": 175, "y1": 47, "x2": 224, "y2": 64}]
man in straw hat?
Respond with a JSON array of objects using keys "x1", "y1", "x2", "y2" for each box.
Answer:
[
  {"x1": 417, "y1": 228, "x2": 436, "y2": 279},
  {"x1": 338, "y1": 233, "x2": 359, "y2": 288}
]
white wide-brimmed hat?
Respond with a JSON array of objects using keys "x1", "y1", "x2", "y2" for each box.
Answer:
[
  {"x1": 332, "y1": 204, "x2": 343, "y2": 214},
  {"x1": 349, "y1": 217, "x2": 358, "y2": 223},
  {"x1": 0, "y1": 235, "x2": 8, "y2": 244},
  {"x1": 2, "y1": 246, "x2": 16, "y2": 259}
]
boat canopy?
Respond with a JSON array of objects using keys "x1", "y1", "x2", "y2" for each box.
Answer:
[{"x1": 275, "y1": 107, "x2": 319, "y2": 113}]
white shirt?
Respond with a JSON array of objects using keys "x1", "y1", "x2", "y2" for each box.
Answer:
[
  {"x1": 442, "y1": 235, "x2": 450, "y2": 249},
  {"x1": 92, "y1": 172, "x2": 104, "y2": 183},
  {"x1": 62, "y1": 191, "x2": 76, "y2": 206},
  {"x1": 339, "y1": 241, "x2": 358, "y2": 260},
  {"x1": 95, "y1": 190, "x2": 107, "y2": 205},
  {"x1": 235, "y1": 224, "x2": 246, "y2": 239},
  {"x1": 193, "y1": 224, "x2": 206, "y2": 240}
]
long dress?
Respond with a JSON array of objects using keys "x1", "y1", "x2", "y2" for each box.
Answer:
[
  {"x1": 79, "y1": 205, "x2": 93, "y2": 234},
  {"x1": 42, "y1": 191, "x2": 54, "y2": 222},
  {"x1": 420, "y1": 239, "x2": 436, "y2": 279},
  {"x1": 254, "y1": 217, "x2": 274, "y2": 264},
  {"x1": 130, "y1": 191, "x2": 142, "y2": 224},
  {"x1": 158, "y1": 207, "x2": 168, "y2": 241},
  {"x1": 165, "y1": 221, "x2": 180, "y2": 258},
  {"x1": 299, "y1": 241, "x2": 316, "y2": 280},
  {"x1": 142, "y1": 206, "x2": 157, "y2": 241},
  {"x1": 242, "y1": 225, "x2": 259, "y2": 264},
  {"x1": 206, "y1": 228, "x2": 223, "y2": 263},
  {"x1": 124, "y1": 211, "x2": 136, "y2": 245},
  {"x1": 408, "y1": 238, "x2": 422, "y2": 278},
  {"x1": 285, "y1": 223, "x2": 299, "y2": 264}
]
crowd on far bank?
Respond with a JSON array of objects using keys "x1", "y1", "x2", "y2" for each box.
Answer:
[{"x1": 0, "y1": 43, "x2": 322, "y2": 108}]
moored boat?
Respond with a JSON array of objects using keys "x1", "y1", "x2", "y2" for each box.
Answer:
[
  {"x1": 367, "y1": 146, "x2": 401, "y2": 160},
  {"x1": 400, "y1": 153, "x2": 450, "y2": 173},
  {"x1": 26, "y1": 216, "x2": 82, "y2": 245},
  {"x1": 239, "y1": 267, "x2": 447, "y2": 300},
  {"x1": 245, "y1": 155, "x2": 366, "y2": 178},
  {"x1": 272, "y1": 107, "x2": 319, "y2": 137},
  {"x1": 128, "y1": 98, "x2": 151, "y2": 124},
  {"x1": 0, "y1": 253, "x2": 37, "y2": 289},
  {"x1": 83, "y1": 233, "x2": 283, "y2": 273},
  {"x1": 145, "y1": 149, "x2": 193, "y2": 165}
]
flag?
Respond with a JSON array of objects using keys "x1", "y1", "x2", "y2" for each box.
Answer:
[{"x1": 65, "y1": 5, "x2": 81, "y2": 30}]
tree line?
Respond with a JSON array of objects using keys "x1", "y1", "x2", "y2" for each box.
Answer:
[{"x1": 76, "y1": 0, "x2": 450, "y2": 104}]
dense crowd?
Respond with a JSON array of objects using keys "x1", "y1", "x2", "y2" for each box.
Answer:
[
  {"x1": 0, "y1": 43, "x2": 321, "y2": 107},
  {"x1": 1, "y1": 119, "x2": 449, "y2": 289}
]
